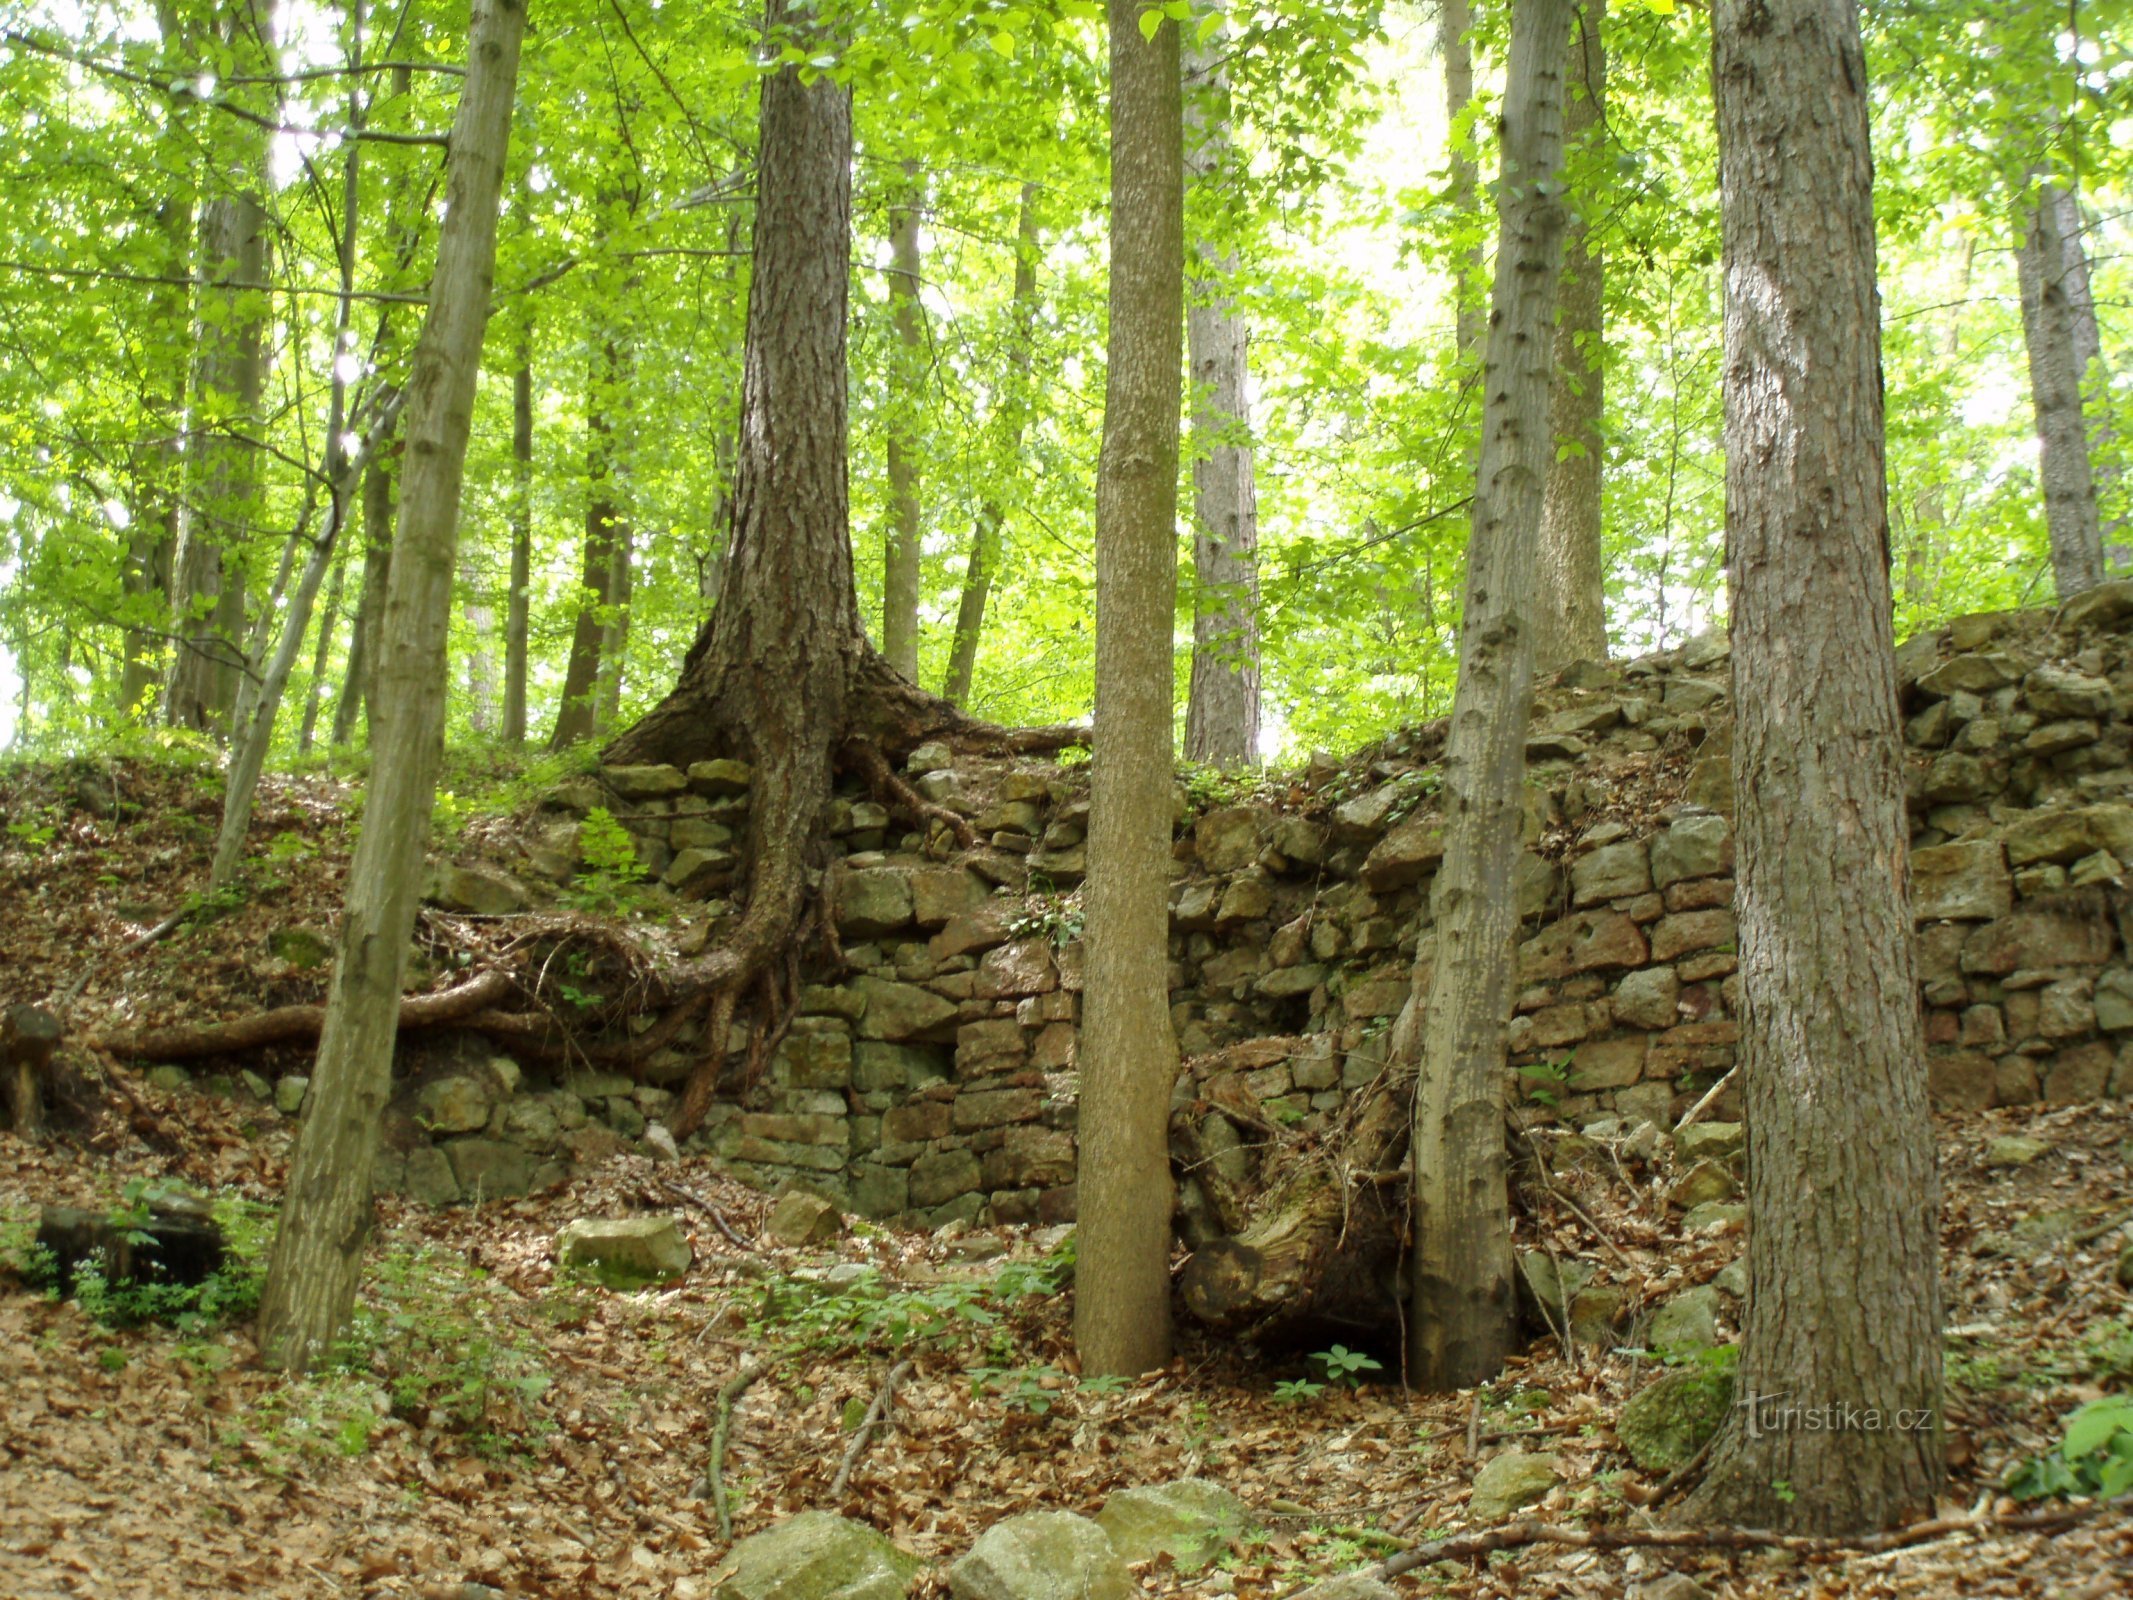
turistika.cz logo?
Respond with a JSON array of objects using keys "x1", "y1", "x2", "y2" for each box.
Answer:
[{"x1": 1737, "y1": 1390, "x2": 1936, "y2": 1439}]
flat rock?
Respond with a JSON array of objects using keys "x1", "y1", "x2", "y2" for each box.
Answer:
[
  {"x1": 555, "y1": 1216, "x2": 692, "y2": 1289},
  {"x1": 949, "y1": 1511, "x2": 1130, "y2": 1600},
  {"x1": 1468, "y1": 1451, "x2": 1559, "y2": 1522},
  {"x1": 602, "y1": 763, "x2": 689, "y2": 799},
  {"x1": 1983, "y1": 1134, "x2": 2050, "y2": 1169},
  {"x1": 766, "y1": 1189, "x2": 845, "y2": 1247},
  {"x1": 1095, "y1": 1478, "x2": 1254, "y2": 1572},
  {"x1": 424, "y1": 862, "x2": 528, "y2": 916},
  {"x1": 713, "y1": 1511, "x2": 918, "y2": 1600}
]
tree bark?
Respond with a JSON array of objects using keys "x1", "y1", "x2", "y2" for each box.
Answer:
[
  {"x1": 1534, "y1": 0, "x2": 1608, "y2": 674},
  {"x1": 1074, "y1": 0, "x2": 1184, "y2": 1380},
  {"x1": 296, "y1": 544, "x2": 345, "y2": 754},
  {"x1": 1440, "y1": 0, "x2": 1485, "y2": 365},
  {"x1": 942, "y1": 185, "x2": 1041, "y2": 708},
  {"x1": 550, "y1": 336, "x2": 627, "y2": 748},
  {"x1": 1685, "y1": 0, "x2": 1942, "y2": 1534},
  {"x1": 1182, "y1": 12, "x2": 1261, "y2": 769},
  {"x1": 2048, "y1": 185, "x2": 2123, "y2": 559},
  {"x1": 257, "y1": 0, "x2": 524, "y2": 1374},
  {"x1": 1404, "y1": 0, "x2": 1572, "y2": 1394},
  {"x1": 332, "y1": 451, "x2": 397, "y2": 746},
  {"x1": 502, "y1": 330, "x2": 534, "y2": 743},
  {"x1": 882, "y1": 166, "x2": 926, "y2": 681},
  {"x1": 2017, "y1": 180, "x2": 2105, "y2": 599}
]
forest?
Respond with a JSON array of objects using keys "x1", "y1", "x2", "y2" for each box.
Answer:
[{"x1": 1, "y1": 0, "x2": 2131, "y2": 1597}]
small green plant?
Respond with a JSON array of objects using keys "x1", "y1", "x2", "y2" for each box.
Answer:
[
  {"x1": 562, "y1": 806, "x2": 648, "y2": 912},
  {"x1": 1009, "y1": 895, "x2": 1084, "y2": 949},
  {"x1": 51, "y1": 1187, "x2": 273, "y2": 1333},
  {"x1": 971, "y1": 1362, "x2": 1068, "y2": 1415},
  {"x1": 5, "y1": 808, "x2": 57, "y2": 848},
  {"x1": 1519, "y1": 1057, "x2": 1571, "y2": 1107},
  {"x1": 1772, "y1": 1480, "x2": 1797, "y2": 1506},
  {"x1": 1272, "y1": 1376, "x2": 1327, "y2": 1405},
  {"x1": 1310, "y1": 1345, "x2": 1383, "y2": 1388},
  {"x1": 2006, "y1": 1395, "x2": 2133, "y2": 1501}
]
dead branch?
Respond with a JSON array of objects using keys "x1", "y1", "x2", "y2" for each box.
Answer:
[
  {"x1": 828, "y1": 1358, "x2": 912, "y2": 1499},
  {"x1": 86, "y1": 967, "x2": 517, "y2": 1061},
  {"x1": 659, "y1": 1178, "x2": 754, "y2": 1251},
  {"x1": 703, "y1": 1355, "x2": 767, "y2": 1542}
]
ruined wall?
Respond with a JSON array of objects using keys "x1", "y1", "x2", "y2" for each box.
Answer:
[{"x1": 390, "y1": 586, "x2": 2133, "y2": 1220}]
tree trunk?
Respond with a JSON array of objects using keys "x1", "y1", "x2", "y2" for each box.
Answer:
[
  {"x1": 1182, "y1": 12, "x2": 1261, "y2": 769},
  {"x1": 1685, "y1": 0, "x2": 1942, "y2": 1534},
  {"x1": 503, "y1": 331, "x2": 533, "y2": 743},
  {"x1": 1440, "y1": 0, "x2": 1485, "y2": 365},
  {"x1": 1404, "y1": 0, "x2": 1572, "y2": 1395},
  {"x1": 549, "y1": 337, "x2": 626, "y2": 749},
  {"x1": 332, "y1": 452, "x2": 397, "y2": 745},
  {"x1": 296, "y1": 545, "x2": 345, "y2": 754},
  {"x1": 2049, "y1": 186, "x2": 2123, "y2": 559},
  {"x1": 2017, "y1": 181, "x2": 2105, "y2": 599},
  {"x1": 943, "y1": 184, "x2": 1041, "y2": 708},
  {"x1": 1075, "y1": 0, "x2": 1184, "y2": 1380},
  {"x1": 257, "y1": 0, "x2": 525, "y2": 1374},
  {"x1": 1534, "y1": 0, "x2": 1608, "y2": 675},
  {"x1": 467, "y1": 599, "x2": 501, "y2": 733},
  {"x1": 882, "y1": 166, "x2": 925, "y2": 680}
]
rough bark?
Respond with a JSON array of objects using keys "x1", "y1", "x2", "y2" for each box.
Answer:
[
  {"x1": 2049, "y1": 185, "x2": 2123, "y2": 557},
  {"x1": 257, "y1": 0, "x2": 524, "y2": 1374},
  {"x1": 550, "y1": 337, "x2": 627, "y2": 748},
  {"x1": 882, "y1": 167, "x2": 926, "y2": 681},
  {"x1": 1404, "y1": 0, "x2": 1572, "y2": 1394},
  {"x1": 2017, "y1": 181, "x2": 2105, "y2": 599},
  {"x1": 1440, "y1": 0, "x2": 1485, "y2": 365},
  {"x1": 503, "y1": 332, "x2": 534, "y2": 743},
  {"x1": 1182, "y1": 13, "x2": 1262, "y2": 769},
  {"x1": 1686, "y1": 0, "x2": 1943, "y2": 1534},
  {"x1": 1534, "y1": 0, "x2": 1608, "y2": 674},
  {"x1": 942, "y1": 185, "x2": 1041, "y2": 708},
  {"x1": 1074, "y1": 0, "x2": 1184, "y2": 1380}
]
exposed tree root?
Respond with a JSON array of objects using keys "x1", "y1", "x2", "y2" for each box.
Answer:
[
  {"x1": 841, "y1": 735, "x2": 976, "y2": 850},
  {"x1": 86, "y1": 968, "x2": 519, "y2": 1062},
  {"x1": 1374, "y1": 1495, "x2": 2133, "y2": 1578}
]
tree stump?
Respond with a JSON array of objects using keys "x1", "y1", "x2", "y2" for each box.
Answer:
[
  {"x1": 35, "y1": 1200, "x2": 225, "y2": 1294},
  {"x1": 3, "y1": 1004, "x2": 61, "y2": 1137}
]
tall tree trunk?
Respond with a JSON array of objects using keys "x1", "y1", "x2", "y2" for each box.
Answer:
[
  {"x1": 1182, "y1": 11, "x2": 1261, "y2": 769},
  {"x1": 257, "y1": 0, "x2": 525, "y2": 1373},
  {"x1": 1403, "y1": 0, "x2": 1572, "y2": 1395},
  {"x1": 296, "y1": 547, "x2": 345, "y2": 754},
  {"x1": 502, "y1": 331, "x2": 533, "y2": 743},
  {"x1": 2017, "y1": 180, "x2": 2105, "y2": 599},
  {"x1": 943, "y1": 185, "x2": 1041, "y2": 707},
  {"x1": 2050, "y1": 186, "x2": 2124, "y2": 558},
  {"x1": 882, "y1": 166, "x2": 925, "y2": 680},
  {"x1": 1440, "y1": 0, "x2": 1485, "y2": 365},
  {"x1": 549, "y1": 337, "x2": 625, "y2": 748},
  {"x1": 120, "y1": 0, "x2": 197, "y2": 720},
  {"x1": 1075, "y1": 0, "x2": 1184, "y2": 1381},
  {"x1": 467, "y1": 599, "x2": 501, "y2": 734},
  {"x1": 1534, "y1": 0, "x2": 1608, "y2": 674},
  {"x1": 1685, "y1": 0, "x2": 1942, "y2": 1534},
  {"x1": 595, "y1": 508, "x2": 632, "y2": 732},
  {"x1": 331, "y1": 450, "x2": 397, "y2": 745}
]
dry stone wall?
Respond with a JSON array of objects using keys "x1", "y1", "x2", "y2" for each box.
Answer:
[{"x1": 392, "y1": 587, "x2": 2133, "y2": 1221}]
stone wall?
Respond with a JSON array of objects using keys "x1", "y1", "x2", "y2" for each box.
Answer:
[{"x1": 395, "y1": 586, "x2": 2133, "y2": 1221}]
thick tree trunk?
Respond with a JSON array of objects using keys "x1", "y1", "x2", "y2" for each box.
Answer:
[
  {"x1": 1534, "y1": 0, "x2": 1608, "y2": 675},
  {"x1": 943, "y1": 185, "x2": 1041, "y2": 708},
  {"x1": 2017, "y1": 181, "x2": 2105, "y2": 599},
  {"x1": 882, "y1": 168, "x2": 926, "y2": 680},
  {"x1": 1404, "y1": 0, "x2": 1572, "y2": 1394},
  {"x1": 1075, "y1": 0, "x2": 1184, "y2": 1380},
  {"x1": 1182, "y1": 14, "x2": 1261, "y2": 769},
  {"x1": 1685, "y1": 0, "x2": 1943, "y2": 1535},
  {"x1": 1440, "y1": 0, "x2": 1485, "y2": 365},
  {"x1": 550, "y1": 338, "x2": 627, "y2": 748},
  {"x1": 503, "y1": 332, "x2": 534, "y2": 743},
  {"x1": 257, "y1": 0, "x2": 524, "y2": 1374}
]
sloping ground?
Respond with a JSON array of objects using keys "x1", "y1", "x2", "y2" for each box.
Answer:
[{"x1": 1, "y1": 1082, "x2": 2128, "y2": 1599}]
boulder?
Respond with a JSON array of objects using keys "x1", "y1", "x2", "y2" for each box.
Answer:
[
  {"x1": 424, "y1": 863, "x2": 528, "y2": 916},
  {"x1": 1618, "y1": 1369, "x2": 1734, "y2": 1472},
  {"x1": 712, "y1": 1511, "x2": 918, "y2": 1600},
  {"x1": 274, "y1": 1074, "x2": 310, "y2": 1116},
  {"x1": 267, "y1": 926, "x2": 334, "y2": 969},
  {"x1": 949, "y1": 1512, "x2": 1130, "y2": 1600},
  {"x1": 1094, "y1": 1479, "x2": 1254, "y2": 1572},
  {"x1": 1647, "y1": 1284, "x2": 1724, "y2": 1352},
  {"x1": 1195, "y1": 806, "x2": 1272, "y2": 873},
  {"x1": 766, "y1": 1189, "x2": 845, "y2": 1247},
  {"x1": 1613, "y1": 966, "x2": 1681, "y2": 1030},
  {"x1": 1467, "y1": 1451, "x2": 1560, "y2": 1522},
  {"x1": 1983, "y1": 1134, "x2": 2050, "y2": 1169},
  {"x1": 555, "y1": 1215, "x2": 693, "y2": 1289},
  {"x1": 417, "y1": 1074, "x2": 497, "y2": 1135},
  {"x1": 838, "y1": 869, "x2": 917, "y2": 938},
  {"x1": 1910, "y1": 839, "x2": 2012, "y2": 922},
  {"x1": 1673, "y1": 1121, "x2": 1743, "y2": 1163},
  {"x1": 1519, "y1": 911, "x2": 1649, "y2": 982},
  {"x1": 1291, "y1": 1575, "x2": 1396, "y2": 1600},
  {"x1": 443, "y1": 1137, "x2": 539, "y2": 1199}
]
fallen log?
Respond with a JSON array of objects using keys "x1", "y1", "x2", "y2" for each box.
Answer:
[
  {"x1": 1176, "y1": 1039, "x2": 1414, "y2": 1350},
  {"x1": 85, "y1": 967, "x2": 517, "y2": 1062},
  {"x1": 3, "y1": 1003, "x2": 62, "y2": 1136}
]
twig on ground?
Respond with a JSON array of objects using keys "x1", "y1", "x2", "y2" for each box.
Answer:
[
  {"x1": 828, "y1": 1358, "x2": 912, "y2": 1499},
  {"x1": 1644, "y1": 1428, "x2": 1719, "y2": 1508},
  {"x1": 703, "y1": 1356, "x2": 766, "y2": 1542},
  {"x1": 659, "y1": 1178, "x2": 754, "y2": 1250},
  {"x1": 1674, "y1": 1066, "x2": 1737, "y2": 1131}
]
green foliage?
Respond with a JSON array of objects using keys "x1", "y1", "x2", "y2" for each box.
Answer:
[
  {"x1": 1309, "y1": 1344, "x2": 1382, "y2": 1387},
  {"x1": 40, "y1": 1186, "x2": 273, "y2": 1335},
  {"x1": 2007, "y1": 1396, "x2": 2133, "y2": 1501},
  {"x1": 562, "y1": 806, "x2": 648, "y2": 913},
  {"x1": 1009, "y1": 894, "x2": 1086, "y2": 949}
]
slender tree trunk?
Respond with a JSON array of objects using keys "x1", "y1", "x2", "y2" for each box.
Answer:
[
  {"x1": 595, "y1": 508, "x2": 631, "y2": 732},
  {"x1": 1534, "y1": 0, "x2": 1608, "y2": 674},
  {"x1": 943, "y1": 184, "x2": 1041, "y2": 707},
  {"x1": 1684, "y1": 0, "x2": 1942, "y2": 1534},
  {"x1": 297, "y1": 547, "x2": 345, "y2": 754},
  {"x1": 257, "y1": 0, "x2": 525, "y2": 1373},
  {"x1": 2017, "y1": 180, "x2": 2105, "y2": 598},
  {"x1": 331, "y1": 451, "x2": 397, "y2": 745},
  {"x1": 1440, "y1": 0, "x2": 1485, "y2": 365},
  {"x1": 467, "y1": 598, "x2": 501, "y2": 733},
  {"x1": 1403, "y1": 0, "x2": 1572, "y2": 1395},
  {"x1": 502, "y1": 332, "x2": 533, "y2": 743},
  {"x1": 882, "y1": 166, "x2": 926, "y2": 680},
  {"x1": 1182, "y1": 12, "x2": 1261, "y2": 769},
  {"x1": 1075, "y1": 0, "x2": 1184, "y2": 1381},
  {"x1": 2050, "y1": 186, "x2": 2124, "y2": 558},
  {"x1": 549, "y1": 338, "x2": 625, "y2": 748}
]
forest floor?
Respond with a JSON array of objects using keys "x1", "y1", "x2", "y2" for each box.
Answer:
[{"x1": 2, "y1": 757, "x2": 2131, "y2": 1600}]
